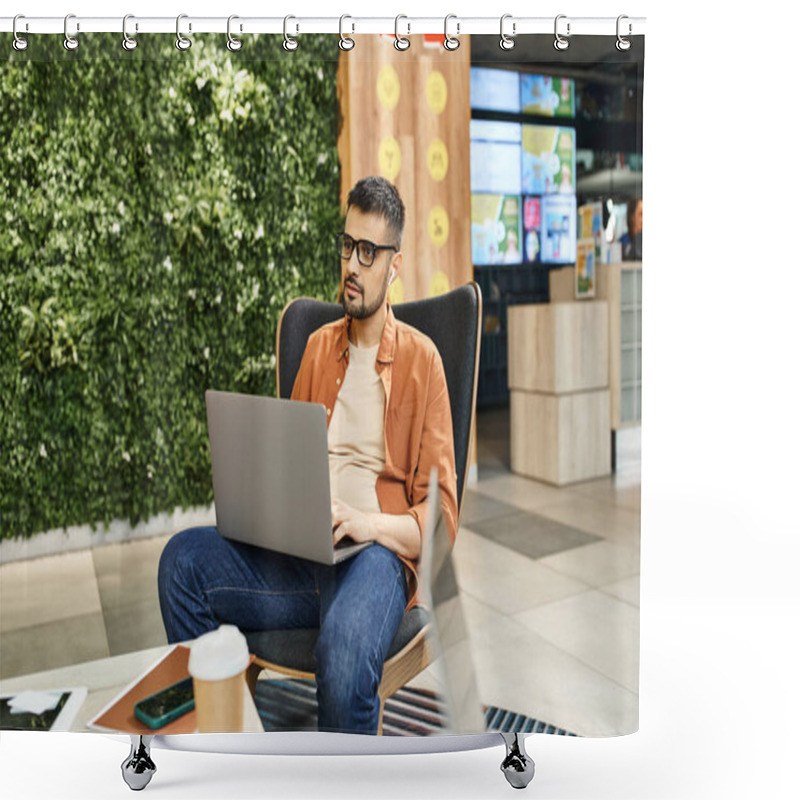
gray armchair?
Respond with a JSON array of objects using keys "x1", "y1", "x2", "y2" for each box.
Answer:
[{"x1": 244, "y1": 282, "x2": 482, "y2": 733}]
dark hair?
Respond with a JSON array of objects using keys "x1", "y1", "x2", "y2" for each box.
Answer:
[{"x1": 347, "y1": 176, "x2": 405, "y2": 249}]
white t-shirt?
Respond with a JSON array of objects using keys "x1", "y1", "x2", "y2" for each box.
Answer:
[{"x1": 327, "y1": 341, "x2": 385, "y2": 514}]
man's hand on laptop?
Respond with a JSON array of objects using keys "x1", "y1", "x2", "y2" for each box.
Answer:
[
  {"x1": 331, "y1": 499, "x2": 422, "y2": 561},
  {"x1": 331, "y1": 499, "x2": 374, "y2": 546}
]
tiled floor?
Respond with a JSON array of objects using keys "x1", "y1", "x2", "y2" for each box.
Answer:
[{"x1": 0, "y1": 407, "x2": 640, "y2": 737}]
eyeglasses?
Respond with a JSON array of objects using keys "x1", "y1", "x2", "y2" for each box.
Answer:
[{"x1": 336, "y1": 232, "x2": 397, "y2": 268}]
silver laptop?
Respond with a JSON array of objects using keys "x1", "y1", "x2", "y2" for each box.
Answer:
[{"x1": 205, "y1": 390, "x2": 372, "y2": 564}]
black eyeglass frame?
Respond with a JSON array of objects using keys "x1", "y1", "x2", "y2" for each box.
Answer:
[{"x1": 336, "y1": 232, "x2": 398, "y2": 268}]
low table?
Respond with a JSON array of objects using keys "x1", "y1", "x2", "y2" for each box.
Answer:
[{"x1": 0, "y1": 643, "x2": 264, "y2": 733}]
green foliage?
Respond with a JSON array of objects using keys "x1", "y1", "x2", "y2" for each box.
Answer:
[{"x1": 1, "y1": 34, "x2": 343, "y2": 539}]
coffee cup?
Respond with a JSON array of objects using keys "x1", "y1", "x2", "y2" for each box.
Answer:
[{"x1": 188, "y1": 625, "x2": 252, "y2": 733}]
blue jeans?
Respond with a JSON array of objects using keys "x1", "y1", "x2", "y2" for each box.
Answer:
[{"x1": 157, "y1": 527, "x2": 407, "y2": 734}]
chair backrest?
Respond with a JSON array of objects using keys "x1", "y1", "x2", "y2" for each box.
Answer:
[{"x1": 276, "y1": 282, "x2": 482, "y2": 516}]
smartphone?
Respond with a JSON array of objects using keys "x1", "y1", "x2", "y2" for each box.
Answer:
[{"x1": 134, "y1": 677, "x2": 195, "y2": 729}]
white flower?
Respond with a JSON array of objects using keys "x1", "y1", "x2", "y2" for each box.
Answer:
[
  {"x1": 301, "y1": 220, "x2": 308, "y2": 233},
  {"x1": 317, "y1": 152, "x2": 328, "y2": 165},
  {"x1": 292, "y1": 266, "x2": 300, "y2": 281},
  {"x1": 317, "y1": 67, "x2": 324, "y2": 81},
  {"x1": 196, "y1": 77, "x2": 207, "y2": 91},
  {"x1": 234, "y1": 229, "x2": 243, "y2": 240},
  {"x1": 187, "y1": 288, "x2": 197, "y2": 300},
  {"x1": 252, "y1": 282, "x2": 260, "y2": 300},
  {"x1": 118, "y1": 201, "x2": 126, "y2": 215},
  {"x1": 203, "y1": 347, "x2": 210, "y2": 360},
  {"x1": 220, "y1": 108, "x2": 233, "y2": 123},
  {"x1": 236, "y1": 302, "x2": 244, "y2": 314},
  {"x1": 267, "y1": 261, "x2": 275, "y2": 272},
  {"x1": 236, "y1": 261, "x2": 244, "y2": 272},
  {"x1": 235, "y1": 105, "x2": 246, "y2": 118},
  {"x1": 122, "y1": 451, "x2": 131, "y2": 462},
  {"x1": 185, "y1": 102, "x2": 193, "y2": 114},
  {"x1": 164, "y1": 211, "x2": 173, "y2": 225},
  {"x1": 145, "y1": 143, "x2": 152, "y2": 156},
  {"x1": 5, "y1": 211, "x2": 13, "y2": 222},
  {"x1": 168, "y1": 87, "x2": 177, "y2": 99},
  {"x1": 215, "y1": 293, "x2": 222, "y2": 304},
  {"x1": 269, "y1": 354, "x2": 276, "y2": 369},
  {"x1": 164, "y1": 256, "x2": 173, "y2": 272},
  {"x1": 189, "y1": 117, "x2": 196, "y2": 126},
  {"x1": 111, "y1": 222, "x2": 120, "y2": 235},
  {"x1": 255, "y1": 223, "x2": 264, "y2": 240},
  {"x1": 39, "y1": 443, "x2": 47, "y2": 458},
  {"x1": 147, "y1": 466, "x2": 154, "y2": 479}
]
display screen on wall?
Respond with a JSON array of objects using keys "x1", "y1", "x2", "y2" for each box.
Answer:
[
  {"x1": 469, "y1": 121, "x2": 522, "y2": 194},
  {"x1": 540, "y1": 194, "x2": 577, "y2": 264},
  {"x1": 470, "y1": 142, "x2": 522, "y2": 194},
  {"x1": 520, "y1": 75, "x2": 575, "y2": 118},
  {"x1": 521, "y1": 125, "x2": 577, "y2": 195},
  {"x1": 470, "y1": 70, "x2": 578, "y2": 266},
  {"x1": 470, "y1": 67, "x2": 521, "y2": 113},
  {"x1": 522, "y1": 197, "x2": 542, "y2": 263},
  {"x1": 471, "y1": 194, "x2": 523, "y2": 266}
]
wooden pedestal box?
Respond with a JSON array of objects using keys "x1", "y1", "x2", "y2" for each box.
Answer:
[{"x1": 510, "y1": 389, "x2": 611, "y2": 486}]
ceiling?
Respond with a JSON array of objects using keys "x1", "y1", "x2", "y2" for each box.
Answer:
[{"x1": 469, "y1": 34, "x2": 644, "y2": 86}]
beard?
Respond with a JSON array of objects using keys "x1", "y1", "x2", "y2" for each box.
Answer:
[{"x1": 340, "y1": 264, "x2": 392, "y2": 320}]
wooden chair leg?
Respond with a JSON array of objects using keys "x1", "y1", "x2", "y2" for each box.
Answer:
[
  {"x1": 377, "y1": 697, "x2": 386, "y2": 736},
  {"x1": 245, "y1": 662, "x2": 262, "y2": 700}
]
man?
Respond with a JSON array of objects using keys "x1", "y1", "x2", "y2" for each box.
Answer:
[
  {"x1": 158, "y1": 176, "x2": 458, "y2": 734},
  {"x1": 620, "y1": 196, "x2": 642, "y2": 261}
]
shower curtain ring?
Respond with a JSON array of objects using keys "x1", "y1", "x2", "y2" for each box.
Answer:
[
  {"x1": 394, "y1": 15, "x2": 410, "y2": 51},
  {"x1": 122, "y1": 14, "x2": 138, "y2": 51},
  {"x1": 175, "y1": 14, "x2": 192, "y2": 51},
  {"x1": 616, "y1": 15, "x2": 632, "y2": 51},
  {"x1": 339, "y1": 15, "x2": 355, "y2": 51},
  {"x1": 227, "y1": 15, "x2": 243, "y2": 51},
  {"x1": 12, "y1": 15, "x2": 29, "y2": 51},
  {"x1": 443, "y1": 14, "x2": 460, "y2": 51},
  {"x1": 499, "y1": 14, "x2": 516, "y2": 50},
  {"x1": 64, "y1": 13, "x2": 79, "y2": 51},
  {"x1": 283, "y1": 16, "x2": 298, "y2": 51},
  {"x1": 554, "y1": 14, "x2": 570, "y2": 50}
]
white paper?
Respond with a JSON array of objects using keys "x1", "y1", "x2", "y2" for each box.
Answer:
[{"x1": 8, "y1": 690, "x2": 63, "y2": 715}]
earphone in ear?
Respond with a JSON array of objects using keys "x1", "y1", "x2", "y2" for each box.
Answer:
[{"x1": 390, "y1": 268, "x2": 397, "y2": 282}]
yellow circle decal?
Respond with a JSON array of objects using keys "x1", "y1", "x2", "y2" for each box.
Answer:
[
  {"x1": 378, "y1": 137, "x2": 402, "y2": 181},
  {"x1": 377, "y1": 65, "x2": 401, "y2": 111},
  {"x1": 388, "y1": 275, "x2": 405, "y2": 305},
  {"x1": 430, "y1": 270, "x2": 450, "y2": 298},
  {"x1": 427, "y1": 139, "x2": 449, "y2": 182},
  {"x1": 428, "y1": 206, "x2": 450, "y2": 248},
  {"x1": 426, "y1": 71, "x2": 448, "y2": 114}
]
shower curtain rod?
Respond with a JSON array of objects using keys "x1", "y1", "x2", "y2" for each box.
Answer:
[{"x1": 1, "y1": 15, "x2": 646, "y2": 37}]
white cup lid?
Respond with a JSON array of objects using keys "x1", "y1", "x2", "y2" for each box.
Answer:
[{"x1": 188, "y1": 625, "x2": 250, "y2": 681}]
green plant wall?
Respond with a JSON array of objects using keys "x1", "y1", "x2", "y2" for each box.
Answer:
[{"x1": 0, "y1": 34, "x2": 343, "y2": 539}]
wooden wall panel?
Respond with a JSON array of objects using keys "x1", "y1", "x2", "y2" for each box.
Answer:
[{"x1": 337, "y1": 35, "x2": 472, "y2": 303}]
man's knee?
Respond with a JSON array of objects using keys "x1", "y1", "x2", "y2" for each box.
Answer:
[{"x1": 158, "y1": 526, "x2": 217, "y2": 595}]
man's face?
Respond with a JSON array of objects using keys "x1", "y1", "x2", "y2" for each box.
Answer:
[{"x1": 340, "y1": 208, "x2": 396, "y2": 320}]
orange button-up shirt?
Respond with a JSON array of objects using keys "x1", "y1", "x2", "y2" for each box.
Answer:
[{"x1": 290, "y1": 305, "x2": 458, "y2": 610}]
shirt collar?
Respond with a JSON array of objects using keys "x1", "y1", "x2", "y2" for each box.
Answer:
[{"x1": 337, "y1": 302, "x2": 396, "y2": 364}]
